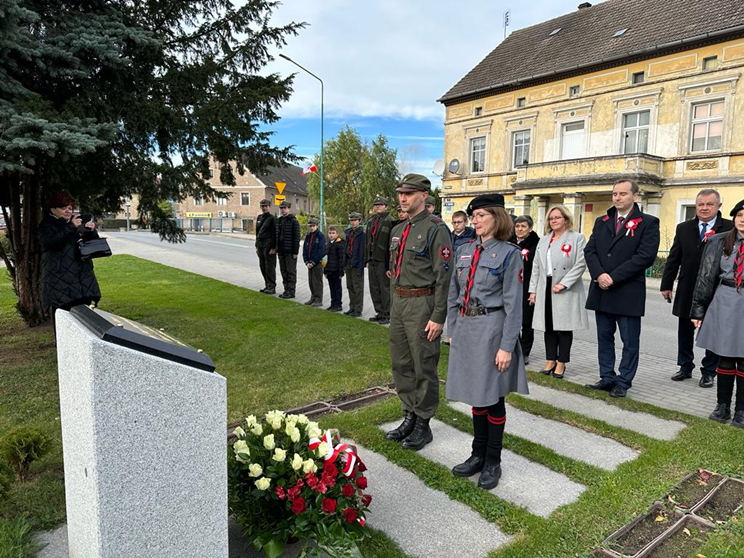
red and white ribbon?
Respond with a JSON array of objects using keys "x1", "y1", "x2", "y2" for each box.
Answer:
[
  {"x1": 702, "y1": 229, "x2": 715, "y2": 242},
  {"x1": 308, "y1": 430, "x2": 362, "y2": 477},
  {"x1": 521, "y1": 248, "x2": 529, "y2": 261},
  {"x1": 560, "y1": 244, "x2": 571, "y2": 258},
  {"x1": 625, "y1": 218, "x2": 642, "y2": 236}
]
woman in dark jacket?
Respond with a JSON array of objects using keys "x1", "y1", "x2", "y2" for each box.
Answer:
[
  {"x1": 38, "y1": 193, "x2": 101, "y2": 323},
  {"x1": 323, "y1": 226, "x2": 346, "y2": 311},
  {"x1": 514, "y1": 215, "x2": 540, "y2": 364},
  {"x1": 691, "y1": 199, "x2": 744, "y2": 428}
]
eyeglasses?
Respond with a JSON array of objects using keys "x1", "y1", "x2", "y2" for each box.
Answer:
[{"x1": 452, "y1": 220, "x2": 465, "y2": 225}]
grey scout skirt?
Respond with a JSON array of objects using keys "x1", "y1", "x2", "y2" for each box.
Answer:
[{"x1": 696, "y1": 283, "x2": 744, "y2": 358}]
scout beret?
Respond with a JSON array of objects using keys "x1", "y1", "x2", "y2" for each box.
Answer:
[
  {"x1": 426, "y1": 195, "x2": 436, "y2": 206},
  {"x1": 396, "y1": 173, "x2": 431, "y2": 192},
  {"x1": 729, "y1": 199, "x2": 744, "y2": 217},
  {"x1": 348, "y1": 212, "x2": 362, "y2": 220},
  {"x1": 259, "y1": 199, "x2": 271, "y2": 206},
  {"x1": 307, "y1": 217, "x2": 319, "y2": 225},
  {"x1": 373, "y1": 196, "x2": 388, "y2": 206},
  {"x1": 466, "y1": 194, "x2": 505, "y2": 215},
  {"x1": 279, "y1": 201, "x2": 291, "y2": 208}
]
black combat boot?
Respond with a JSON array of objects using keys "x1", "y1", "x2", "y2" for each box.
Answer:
[
  {"x1": 401, "y1": 417, "x2": 433, "y2": 450},
  {"x1": 732, "y1": 410, "x2": 744, "y2": 429},
  {"x1": 709, "y1": 403, "x2": 731, "y2": 423},
  {"x1": 385, "y1": 412, "x2": 417, "y2": 441},
  {"x1": 477, "y1": 461, "x2": 502, "y2": 490},
  {"x1": 452, "y1": 455, "x2": 485, "y2": 477},
  {"x1": 452, "y1": 410, "x2": 488, "y2": 477}
]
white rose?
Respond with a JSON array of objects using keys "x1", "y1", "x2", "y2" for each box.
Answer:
[
  {"x1": 255, "y1": 477, "x2": 271, "y2": 491},
  {"x1": 273, "y1": 448, "x2": 287, "y2": 462},
  {"x1": 290, "y1": 428, "x2": 301, "y2": 443},
  {"x1": 233, "y1": 426, "x2": 246, "y2": 438},
  {"x1": 251, "y1": 423, "x2": 263, "y2": 436},
  {"x1": 285, "y1": 416, "x2": 298, "y2": 428},
  {"x1": 316, "y1": 442, "x2": 328, "y2": 458},
  {"x1": 263, "y1": 434, "x2": 275, "y2": 450},
  {"x1": 245, "y1": 415, "x2": 258, "y2": 427},
  {"x1": 233, "y1": 440, "x2": 250, "y2": 456},
  {"x1": 302, "y1": 459, "x2": 318, "y2": 474},
  {"x1": 307, "y1": 426, "x2": 322, "y2": 439},
  {"x1": 270, "y1": 417, "x2": 283, "y2": 430},
  {"x1": 291, "y1": 453, "x2": 303, "y2": 470},
  {"x1": 296, "y1": 414, "x2": 309, "y2": 425},
  {"x1": 248, "y1": 463, "x2": 263, "y2": 477}
]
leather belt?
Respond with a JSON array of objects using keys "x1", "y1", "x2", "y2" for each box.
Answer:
[
  {"x1": 720, "y1": 279, "x2": 739, "y2": 288},
  {"x1": 460, "y1": 306, "x2": 503, "y2": 317},
  {"x1": 395, "y1": 286, "x2": 435, "y2": 297}
]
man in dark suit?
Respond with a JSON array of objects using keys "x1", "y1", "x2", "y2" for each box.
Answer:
[
  {"x1": 660, "y1": 189, "x2": 733, "y2": 387},
  {"x1": 584, "y1": 179, "x2": 660, "y2": 398}
]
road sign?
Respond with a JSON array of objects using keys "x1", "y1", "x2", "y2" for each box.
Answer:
[
  {"x1": 275, "y1": 182, "x2": 286, "y2": 194},
  {"x1": 274, "y1": 194, "x2": 286, "y2": 205},
  {"x1": 444, "y1": 202, "x2": 455, "y2": 208}
]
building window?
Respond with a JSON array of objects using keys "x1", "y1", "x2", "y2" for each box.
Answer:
[
  {"x1": 569, "y1": 85, "x2": 580, "y2": 97},
  {"x1": 632, "y1": 71, "x2": 645, "y2": 84},
  {"x1": 517, "y1": 97, "x2": 526, "y2": 108},
  {"x1": 474, "y1": 106, "x2": 483, "y2": 116},
  {"x1": 241, "y1": 193, "x2": 250, "y2": 206},
  {"x1": 622, "y1": 110, "x2": 650, "y2": 153},
  {"x1": 194, "y1": 197, "x2": 203, "y2": 206},
  {"x1": 217, "y1": 197, "x2": 227, "y2": 206},
  {"x1": 512, "y1": 130, "x2": 531, "y2": 168},
  {"x1": 560, "y1": 121, "x2": 585, "y2": 159},
  {"x1": 703, "y1": 56, "x2": 718, "y2": 71},
  {"x1": 690, "y1": 100, "x2": 724, "y2": 152},
  {"x1": 470, "y1": 137, "x2": 486, "y2": 173}
]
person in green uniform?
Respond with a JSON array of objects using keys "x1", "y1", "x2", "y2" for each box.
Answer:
[
  {"x1": 385, "y1": 174, "x2": 454, "y2": 450},
  {"x1": 366, "y1": 197, "x2": 393, "y2": 324}
]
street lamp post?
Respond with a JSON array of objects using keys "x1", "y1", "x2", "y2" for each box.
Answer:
[{"x1": 279, "y1": 54, "x2": 325, "y2": 231}]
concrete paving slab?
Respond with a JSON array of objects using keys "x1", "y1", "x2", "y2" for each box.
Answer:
[
  {"x1": 357, "y1": 443, "x2": 511, "y2": 558},
  {"x1": 380, "y1": 421, "x2": 586, "y2": 517},
  {"x1": 448, "y1": 401, "x2": 639, "y2": 471},
  {"x1": 524, "y1": 384, "x2": 686, "y2": 441}
]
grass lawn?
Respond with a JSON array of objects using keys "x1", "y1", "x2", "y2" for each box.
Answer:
[{"x1": 1, "y1": 254, "x2": 743, "y2": 557}]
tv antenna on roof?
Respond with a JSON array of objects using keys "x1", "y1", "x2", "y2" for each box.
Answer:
[{"x1": 503, "y1": 9, "x2": 510, "y2": 40}]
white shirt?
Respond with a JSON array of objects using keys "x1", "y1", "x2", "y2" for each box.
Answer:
[{"x1": 699, "y1": 216, "x2": 717, "y2": 237}]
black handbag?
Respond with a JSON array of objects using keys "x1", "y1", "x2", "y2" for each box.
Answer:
[{"x1": 78, "y1": 237, "x2": 112, "y2": 260}]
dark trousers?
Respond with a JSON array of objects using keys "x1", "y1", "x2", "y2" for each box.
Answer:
[
  {"x1": 471, "y1": 398, "x2": 506, "y2": 463},
  {"x1": 256, "y1": 244, "x2": 276, "y2": 290},
  {"x1": 716, "y1": 358, "x2": 744, "y2": 411},
  {"x1": 278, "y1": 253, "x2": 297, "y2": 295},
  {"x1": 595, "y1": 311, "x2": 642, "y2": 389},
  {"x1": 519, "y1": 300, "x2": 535, "y2": 358},
  {"x1": 544, "y1": 277, "x2": 573, "y2": 363},
  {"x1": 325, "y1": 271, "x2": 343, "y2": 309},
  {"x1": 307, "y1": 263, "x2": 323, "y2": 303},
  {"x1": 677, "y1": 316, "x2": 718, "y2": 377},
  {"x1": 368, "y1": 260, "x2": 390, "y2": 318},
  {"x1": 345, "y1": 265, "x2": 364, "y2": 313}
]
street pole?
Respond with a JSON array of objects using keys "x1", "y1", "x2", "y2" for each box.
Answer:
[{"x1": 279, "y1": 54, "x2": 325, "y2": 231}]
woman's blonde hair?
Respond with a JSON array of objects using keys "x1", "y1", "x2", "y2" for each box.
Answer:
[{"x1": 544, "y1": 204, "x2": 574, "y2": 235}]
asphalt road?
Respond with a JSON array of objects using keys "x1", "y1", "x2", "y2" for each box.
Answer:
[{"x1": 106, "y1": 231, "x2": 704, "y2": 366}]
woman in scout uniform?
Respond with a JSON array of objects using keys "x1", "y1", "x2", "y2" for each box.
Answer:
[
  {"x1": 691, "y1": 199, "x2": 744, "y2": 428},
  {"x1": 445, "y1": 194, "x2": 528, "y2": 489}
]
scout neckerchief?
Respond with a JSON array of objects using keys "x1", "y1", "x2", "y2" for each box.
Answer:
[
  {"x1": 735, "y1": 238, "x2": 744, "y2": 291},
  {"x1": 460, "y1": 244, "x2": 484, "y2": 316},
  {"x1": 393, "y1": 222, "x2": 411, "y2": 279},
  {"x1": 371, "y1": 216, "x2": 379, "y2": 241},
  {"x1": 348, "y1": 228, "x2": 355, "y2": 255}
]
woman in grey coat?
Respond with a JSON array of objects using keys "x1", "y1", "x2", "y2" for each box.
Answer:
[
  {"x1": 528, "y1": 205, "x2": 589, "y2": 379},
  {"x1": 446, "y1": 194, "x2": 528, "y2": 490}
]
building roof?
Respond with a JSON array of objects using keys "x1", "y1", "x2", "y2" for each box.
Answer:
[
  {"x1": 257, "y1": 164, "x2": 309, "y2": 196},
  {"x1": 439, "y1": 0, "x2": 744, "y2": 104}
]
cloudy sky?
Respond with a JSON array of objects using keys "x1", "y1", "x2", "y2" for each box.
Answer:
[{"x1": 263, "y1": 0, "x2": 596, "y2": 188}]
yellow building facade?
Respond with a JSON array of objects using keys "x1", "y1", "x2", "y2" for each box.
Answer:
[{"x1": 440, "y1": 14, "x2": 744, "y2": 249}]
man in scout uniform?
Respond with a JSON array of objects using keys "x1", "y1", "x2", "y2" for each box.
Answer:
[
  {"x1": 391, "y1": 206, "x2": 407, "y2": 229},
  {"x1": 425, "y1": 195, "x2": 436, "y2": 215},
  {"x1": 255, "y1": 199, "x2": 277, "y2": 294},
  {"x1": 385, "y1": 173, "x2": 453, "y2": 450},
  {"x1": 302, "y1": 217, "x2": 326, "y2": 307},
  {"x1": 344, "y1": 212, "x2": 366, "y2": 317},
  {"x1": 275, "y1": 200, "x2": 300, "y2": 299},
  {"x1": 365, "y1": 197, "x2": 393, "y2": 324}
]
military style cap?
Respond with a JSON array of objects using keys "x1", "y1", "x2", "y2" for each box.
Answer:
[
  {"x1": 466, "y1": 194, "x2": 505, "y2": 215},
  {"x1": 373, "y1": 196, "x2": 389, "y2": 206},
  {"x1": 348, "y1": 212, "x2": 362, "y2": 220},
  {"x1": 307, "y1": 217, "x2": 319, "y2": 225},
  {"x1": 396, "y1": 173, "x2": 431, "y2": 193},
  {"x1": 259, "y1": 199, "x2": 271, "y2": 206},
  {"x1": 396, "y1": 206, "x2": 403, "y2": 212},
  {"x1": 279, "y1": 201, "x2": 291, "y2": 208},
  {"x1": 729, "y1": 199, "x2": 744, "y2": 217},
  {"x1": 426, "y1": 195, "x2": 436, "y2": 206}
]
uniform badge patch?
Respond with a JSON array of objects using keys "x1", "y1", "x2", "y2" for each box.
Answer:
[
  {"x1": 440, "y1": 246, "x2": 452, "y2": 260},
  {"x1": 460, "y1": 255, "x2": 471, "y2": 260}
]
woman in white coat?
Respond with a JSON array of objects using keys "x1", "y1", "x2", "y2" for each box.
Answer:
[{"x1": 528, "y1": 205, "x2": 589, "y2": 379}]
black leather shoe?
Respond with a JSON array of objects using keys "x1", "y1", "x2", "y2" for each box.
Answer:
[
  {"x1": 259, "y1": 288, "x2": 268, "y2": 293},
  {"x1": 343, "y1": 310, "x2": 353, "y2": 315},
  {"x1": 328, "y1": 306, "x2": 342, "y2": 312},
  {"x1": 348, "y1": 311, "x2": 362, "y2": 317},
  {"x1": 368, "y1": 315, "x2": 381, "y2": 322},
  {"x1": 401, "y1": 418, "x2": 433, "y2": 451},
  {"x1": 477, "y1": 461, "x2": 502, "y2": 490},
  {"x1": 385, "y1": 412, "x2": 417, "y2": 441},
  {"x1": 264, "y1": 289, "x2": 275, "y2": 295},
  {"x1": 539, "y1": 364, "x2": 557, "y2": 376},
  {"x1": 377, "y1": 317, "x2": 390, "y2": 325},
  {"x1": 709, "y1": 403, "x2": 731, "y2": 423},
  {"x1": 278, "y1": 292, "x2": 291, "y2": 298},
  {"x1": 586, "y1": 379, "x2": 616, "y2": 391},
  {"x1": 699, "y1": 375, "x2": 715, "y2": 388},
  {"x1": 671, "y1": 369, "x2": 693, "y2": 381},
  {"x1": 610, "y1": 385, "x2": 627, "y2": 398},
  {"x1": 452, "y1": 455, "x2": 485, "y2": 477},
  {"x1": 524, "y1": 356, "x2": 530, "y2": 365},
  {"x1": 732, "y1": 410, "x2": 744, "y2": 429},
  {"x1": 304, "y1": 300, "x2": 314, "y2": 305}
]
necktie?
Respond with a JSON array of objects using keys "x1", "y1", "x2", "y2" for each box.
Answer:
[
  {"x1": 615, "y1": 216, "x2": 626, "y2": 235},
  {"x1": 348, "y1": 230, "x2": 354, "y2": 255},
  {"x1": 371, "y1": 217, "x2": 379, "y2": 241},
  {"x1": 735, "y1": 240, "x2": 744, "y2": 291},
  {"x1": 700, "y1": 223, "x2": 708, "y2": 240},
  {"x1": 460, "y1": 244, "x2": 484, "y2": 316},
  {"x1": 393, "y1": 223, "x2": 411, "y2": 279}
]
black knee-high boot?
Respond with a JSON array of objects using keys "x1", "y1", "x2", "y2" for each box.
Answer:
[
  {"x1": 733, "y1": 361, "x2": 744, "y2": 427},
  {"x1": 452, "y1": 407, "x2": 488, "y2": 477},
  {"x1": 711, "y1": 360, "x2": 736, "y2": 422},
  {"x1": 478, "y1": 399, "x2": 505, "y2": 489}
]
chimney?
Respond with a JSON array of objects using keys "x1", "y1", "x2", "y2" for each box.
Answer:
[{"x1": 578, "y1": 2, "x2": 592, "y2": 8}]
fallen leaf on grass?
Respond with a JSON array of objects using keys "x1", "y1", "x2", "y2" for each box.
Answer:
[
  {"x1": 697, "y1": 478, "x2": 708, "y2": 486},
  {"x1": 683, "y1": 527, "x2": 692, "y2": 536},
  {"x1": 655, "y1": 515, "x2": 666, "y2": 522}
]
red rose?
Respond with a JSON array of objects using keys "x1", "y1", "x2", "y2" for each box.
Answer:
[
  {"x1": 341, "y1": 483, "x2": 355, "y2": 498},
  {"x1": 356, "y1": 476, "x2": 368, "y2": 489},
  {"x1": 317, "y1": 481, "x2": 328, "y2": 494},
  {"x1": 362, "y1": 494, "x2": 372, "y2": 507},
  {"x1": 306, "y1": 474, "x2": 319, "y2": 489},
  {"x1": 291, "y1": 497, "x2": 306, "y2": 515},
  {"x1": 357, "y1": 461, "x2": 367, "y2": 472},
  {"x1": 287, "y1": 486, "x2": 301, "y2": 500},
  {"x1": 324, "y1": 462, "x2": 338, "y2": 477},
  {"x1": 343, "y1": 508, "x2": 358, "y2": 523},
  {"x1": 324, "y1": 474, "x2": 336, "y2": 489},
  {"x1": 275, "y1": 486, "x2": 286, "y2": 500},
  {"x1": 322, "y1": 498, "x2": 337, "y2": 514},
  {"x1": 295, "y1": 478, "x2": 304, "y2": 488}
]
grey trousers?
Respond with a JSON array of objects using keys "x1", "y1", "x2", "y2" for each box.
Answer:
[
  {"x1": 345, "y1": 265, "x2": 364, "y2": 313},
  {"x1": 308, "y1": 264, "x2": 324, "y2": 303},
  {"x1": 278, "y1": 253, "x2": 297, "y2": 295},
  {"x1": 368, "y1": 260, "x2": 390, "y2": 318}
]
